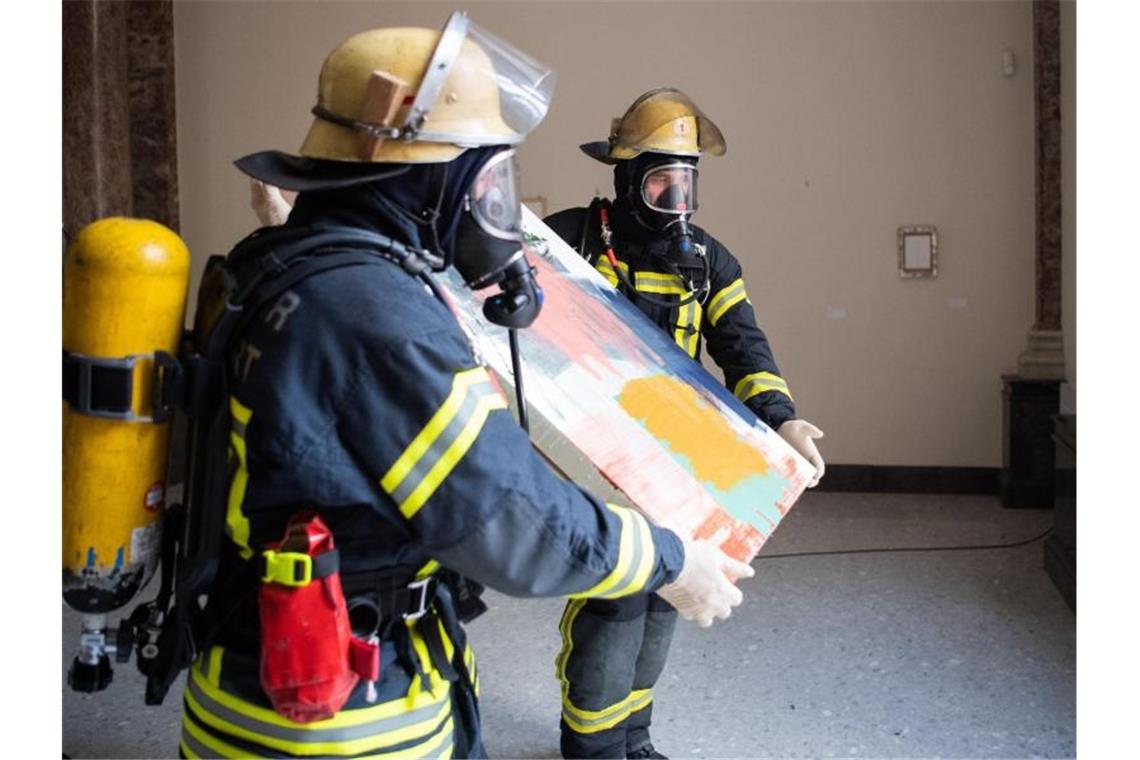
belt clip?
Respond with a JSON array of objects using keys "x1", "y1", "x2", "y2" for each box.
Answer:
[
  {"x1": 261, "y1": 550, "x2": 312, "y2": 587},
  {"x1": 403, "y1": 578, "x2": 433, "y2": 621}
]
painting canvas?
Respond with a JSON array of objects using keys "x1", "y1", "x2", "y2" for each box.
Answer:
[{"x1": 440, "y1": 208, "x2": 814, "y2": 562}]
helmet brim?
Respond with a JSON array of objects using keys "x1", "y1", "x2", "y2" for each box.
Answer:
[
  {"x1": 579, "y1": 141, "x2": 621, "y2": 165},
  {"x1": 233, "y1": 150, "x2": 410, "y2": 191}
]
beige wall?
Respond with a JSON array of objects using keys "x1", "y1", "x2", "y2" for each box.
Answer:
[{"x1": 174, "y1": 0, "x2": 1042, "y2": 467}]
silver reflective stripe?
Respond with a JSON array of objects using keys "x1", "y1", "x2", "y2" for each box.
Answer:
[
  {"x1": 231, "y1": 417, "x2": 247, "y2": 438},
  {"x1": 389, "y1": 380, "x2": 497, "y2": 506},
  {"x1": 186, "y1": 673, "x2": 449, "y2": 745}
]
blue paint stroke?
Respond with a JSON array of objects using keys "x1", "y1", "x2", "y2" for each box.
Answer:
[
  {"x1": 86, "y1": 547, "x2": 96, "y2": 568},
  {"x1": 115, "y1": 547, "x2": 124, "y2": 569}
]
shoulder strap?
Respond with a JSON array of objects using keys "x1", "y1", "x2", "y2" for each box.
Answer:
[{"x1": 201, "y1": 224, "x2": 436, "y2": 360}]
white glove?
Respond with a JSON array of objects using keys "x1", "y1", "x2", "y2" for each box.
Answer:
[
  {"x1": 778, "y1": 419, "x2": 826, "y2": 488},
  {"x1": 249, "y1": 179, "x2": 295, "y2": 227},
  {"x1": 656, "y1": 539, "x2": 754, "y2": 628}
]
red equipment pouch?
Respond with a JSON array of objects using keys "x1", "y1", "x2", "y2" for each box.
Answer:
[{"x1": 258, "y1": 512, "x2": 357, "y2": 723}]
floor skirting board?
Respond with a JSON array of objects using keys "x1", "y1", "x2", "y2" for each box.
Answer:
[{"x1": 815, "y1": 465, "x2": 1001, "y2": 495}]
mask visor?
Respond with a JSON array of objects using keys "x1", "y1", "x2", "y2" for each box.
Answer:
[
  {"x1": 469, "y1": 149, "x2": 524, "y2": 241},
  {"x1": 641, "y1": 163, "x2": 699, "y2": 215}
]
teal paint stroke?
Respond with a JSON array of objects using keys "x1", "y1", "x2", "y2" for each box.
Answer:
[
  {"x1": 653, "y1": 447, "x2": 790, "y2": 535},
  {"x1": 705, "y1": 474, "x2": 789, "y2": 533}
]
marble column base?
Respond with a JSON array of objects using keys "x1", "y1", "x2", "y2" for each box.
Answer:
[{"x1": 1017, "y1": 328, "x2": 1066, "y2": 380}]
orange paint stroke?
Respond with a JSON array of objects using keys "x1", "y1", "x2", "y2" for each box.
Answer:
[
  {"x1": 618, "y1": 375, "x2": 770, "y2": 492},
  {"x1": 567, "y1": 410, "x2": 767, "y2": 562}
]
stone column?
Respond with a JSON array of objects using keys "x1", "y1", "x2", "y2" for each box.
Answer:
[
  {"x1": 1002, "y1": 1, "x2": 1066, "y2": 509},
  {"x1": 1017, "y1": 0, "x2": 1065, "y2": 379},
  {"x1": 126, "y1": 1, "x2": 180, "y2": 231},
  {"x1": 63, "y1": 1, "x2": 180, "y2": 242},
  {"x1": 63, "y1": 0, "x2": 134, "y2": 242}
]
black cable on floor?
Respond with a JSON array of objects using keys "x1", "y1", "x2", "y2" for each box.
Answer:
[{"x1": 755, "y1": 527, "x2": 1053, "y2": 560}]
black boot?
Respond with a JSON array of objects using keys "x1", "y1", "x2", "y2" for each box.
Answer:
[{"x1": 627, "y1": 744, "x2": 667, "y2": 759}]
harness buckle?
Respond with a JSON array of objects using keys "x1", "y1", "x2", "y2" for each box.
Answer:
[
  {"x1": 261, "y1": 550, "x2": 313, "y2": 587},
  {"x1": 403, "y1": 577, "x2": 433, "y2": 621}
]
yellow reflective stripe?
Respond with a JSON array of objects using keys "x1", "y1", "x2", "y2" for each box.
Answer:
[
  {"x1": 568, "y1": 504, "x2": 654, "y2": 600},
  {"x1": 635, "y1": 270, "x2": 687, "y2": 295},
  {"x1": 465, "y1": 645, "x2": 479, "y2": 697},
  {"x1": 188, "y1": 657, "x2": 447, "y2": 729},
  {"x1": 434, "y1": 617, "x2": 457, "y2": 662},
  {"x1": 733, "y1": 371, "x2": 793, "y2": 403},
  {"x1": 555, "y1": 598, "x2": 587, "y2": 684},
  {"x1": 629, "y1": 694, "x2": 653, "y2": 716},
  {"x1": 622, "y1": 510, "x2": 656, "y2": 597},
  {"x1": 185, "y1": 672, "x2": 452, "y2": 757},
  {"x1": 415, "y1": 559, "x2": 441, "y2": 579},
  {"x1": 181, "y1": 717, "x2": 247, "y2": 759},
  {"x1": 399, "y1": 392, "x2": 506, "y2": 518},
  {"x1": 562, "y1": 688, "x2": 651, "y2": 723},
  {"x1": 688, "y1": 300, "x2": 703, "y2": 355},
  {"x1": 206, "y1": 645, "x2": 224, "y2": 686},
  {"x1": 594, "y1": 258, "x2": 620, "y2": 286},
  {"x1": 406, "y1": 618, "x2": 450, "y2": 696},
  {"x1": 380, "y1": 367, "x2": 507, "y2": 519},
  {"x1": 707, "y1": 278, "x2": 749, "y2": 326},
  {"x1": 359, "y1": 717, "x2": 454, "y2": 759},
  {"x1": 568, "y1": 505, "x2": 633, "y2": 599},
  {"x1": 558, "y1": 604, "x2": 659, "y2": 732},
  {"x1": 381, "y1": 368, "x2": 486, "y2": 491},
  {"x1": 673, "y1": 299, "x2": 702, "y2": 358},
  {"x1": 562, "y1": 688, "x2": 654, "y2": 734},
  {"x1": 226, "y1": 397, "x2": 254, "y2": 559}
]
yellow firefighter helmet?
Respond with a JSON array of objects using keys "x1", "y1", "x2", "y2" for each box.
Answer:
[
  {"x1": 580, "y1": 87, "x2": 726, "y2": 164},
  {"x1": 299, "y1": 12, "x2": 556, "y2": 165}
]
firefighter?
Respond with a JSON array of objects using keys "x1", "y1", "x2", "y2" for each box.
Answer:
[
  {"x1": 543, "y1": 88, "x2": 826, "y2": 759},
  {"x1": 181, "y1": 19, "x2": 752, "y2": 760}
]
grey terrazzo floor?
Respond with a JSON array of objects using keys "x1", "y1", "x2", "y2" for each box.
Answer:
[{"x1": 62, "y1": 492, "x2": 1074, "y2": 758}]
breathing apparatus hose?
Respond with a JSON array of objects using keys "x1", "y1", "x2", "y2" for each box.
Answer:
[
  {"x1": 508, "y1": 328, "x2": 529, "y2": 433},
  {"x1": 597, "y1": 204, "x2": 710, "y2": 309}
]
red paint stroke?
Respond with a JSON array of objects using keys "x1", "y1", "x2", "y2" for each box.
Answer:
[{"x1": 526, "y1": 253, "x2": 662, "y2": 381}]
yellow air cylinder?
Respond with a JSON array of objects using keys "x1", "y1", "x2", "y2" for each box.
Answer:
[{"x1": 63, "y1": 218, "x2": 190, "y2": 614}]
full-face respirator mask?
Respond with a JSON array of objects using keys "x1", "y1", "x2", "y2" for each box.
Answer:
[
  {"x1": 453, "y1": 148, "x2": 543, "y2": 329},
  {"x1": 634, "y1": 158, "x2": 700, "y2": 260}
]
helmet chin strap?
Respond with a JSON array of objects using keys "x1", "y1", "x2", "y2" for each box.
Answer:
[{"x1": 419, "y1": 162, "x2": 450, "y2": 267}]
